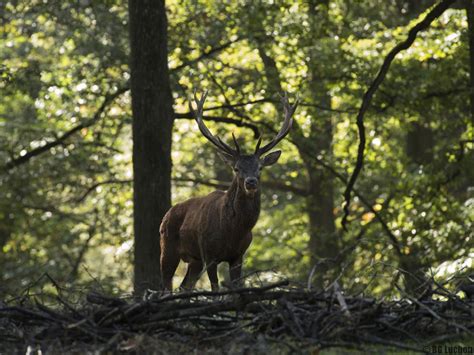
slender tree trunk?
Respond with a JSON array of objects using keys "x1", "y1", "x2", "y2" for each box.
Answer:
[
  {"x1": 128, "y1": 0, "x2": 174, "y2": 294},
  {"x1": 305, "y1": 53, "x2": 338, "y2": 283},
  {"x1": 402, "y1": 122, "x2": 433, "y2": 297},
  {"x1": 406, "y1": 123, "x2": 433, "y2": 165},
  {"x1": 467, "y1": 0, "x2": 474, "y2": 126},
  {"x1": 305, "y1": 0, "x2": 338, "y2": 286},
  {"x1": 392, "y1": 0, "x2": 470, "y2": 298},
  {"x1": 0, "y1": 217, "x2": 13, "y2": 265},
  {"x1": 257, "y1": 34, "x2": 337, "y2": 287},
  {"x1": 306, "y1": 164, "x2": 337, "y2": 255},
  {"x1": 398, "y1": 247, "x2": 430, "y2": 298}
]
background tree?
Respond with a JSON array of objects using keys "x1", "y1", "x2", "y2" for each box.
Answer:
[
  {"x1": 128, "y1": 0, "x2": 174, "y2": 294},
  {"x1": 0, "y1": 0, "x2": 471, "y2": 298}
]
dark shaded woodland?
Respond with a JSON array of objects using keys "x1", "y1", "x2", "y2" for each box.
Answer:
[{"x1": 0, "y1": 0, "x2": 473, "y2": 352}]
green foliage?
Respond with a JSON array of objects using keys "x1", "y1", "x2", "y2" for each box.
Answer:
[{"x1": 0, "y1": 0, "x2": 472, "y2": 297}]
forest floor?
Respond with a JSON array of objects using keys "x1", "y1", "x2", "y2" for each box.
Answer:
[{"x1": 1, "y1": 279, "x2": 473, "y2": 354}]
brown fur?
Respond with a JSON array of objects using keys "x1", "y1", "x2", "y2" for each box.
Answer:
[
  {"x1": 160, "y1": 91, "x2": 297, "y2": 291},
  {"x1": 160, "y1": 175, "x2": 260, "y2": 291}
]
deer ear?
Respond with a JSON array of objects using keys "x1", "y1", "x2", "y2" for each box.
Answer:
[
  {"x1": 261, "y1": 150, "x2": 281, "y2": 166},
  {"x1": 218, "y1": 151, "x2": 236, "y2": 166}
]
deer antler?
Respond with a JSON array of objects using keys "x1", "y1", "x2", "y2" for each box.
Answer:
[
  {"x1": 190, "y1": 90, "x2": 240, "y2": 156},
  {"x1": 255, "y1": 92, "x2": 298, "y2": 156}
]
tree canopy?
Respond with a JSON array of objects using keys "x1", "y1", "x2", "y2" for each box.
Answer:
[{"x1": 0, "y1": 0, "x2": 472, "y2": 299}]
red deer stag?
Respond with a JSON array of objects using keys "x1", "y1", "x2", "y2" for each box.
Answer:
[{"x1": 160, "y1": 91, "x2": 298, "y2": 291}]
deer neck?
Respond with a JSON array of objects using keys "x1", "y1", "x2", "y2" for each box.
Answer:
[{"x1": 225, "y1": 177, "x2": 261, "y2": 228}]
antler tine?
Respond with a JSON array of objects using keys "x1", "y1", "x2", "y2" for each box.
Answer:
[
  {"x1": 232, "y1": 132, "x2": 241, "y2": 155},
  {"x1": 280, "y1": 91, "x2": 299, "y2": 119},
  {"x1": 193, "y1": 89, "x2": 208, "y2": 112},
  {"x1": 190, "y1": 90, "x2": 237, "y2": 156},
  {"x1": 216, "y1": 136, "x2": 236, "y2": 156},
  {"x1": 255, "y1": 92, "x2": 298, "y2": 156},
  {"x1": 254, "y1": 136, "x2": 262, "y2": 154}
]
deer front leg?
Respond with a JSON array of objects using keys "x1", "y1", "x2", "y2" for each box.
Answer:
[
  {"x1": 180, "y1": 260, "x2": 203, "y2": 290},
  {"x1": 229, "y1": 257, "x2": 243, "y2": 288},
  {"x1": 206, "y1": 262, "x2": 219, "y2": 291}
]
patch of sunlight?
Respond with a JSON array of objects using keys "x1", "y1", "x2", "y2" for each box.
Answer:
[
  {"x1": 436, "y1": 254, "x2": 473, "y2": 277},
  {"x1": 115, "y1": 240, "x2": 133, "y2": 256}
]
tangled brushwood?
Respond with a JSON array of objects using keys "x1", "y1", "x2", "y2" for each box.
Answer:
[{"x1": 1, "y1": 280, "x2": 473, "y2": 353}]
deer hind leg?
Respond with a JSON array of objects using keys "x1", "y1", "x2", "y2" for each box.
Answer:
[
  {"x1": 206, "y1": 262, "x2": 219, "y2": 291},
  {"x1": 180, "y1": 260, "x2": 203, "y2": 290},
  {"x1": 160, "y1": 216, "x2": 180, "y2": 292},
  {"x1": 160, "y1": 245, "x2": 180, "y2": 292}
]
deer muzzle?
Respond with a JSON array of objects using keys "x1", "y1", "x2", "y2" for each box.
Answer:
[{"x1": 244, "y1": 177, "x2": 258, "y2": 193}]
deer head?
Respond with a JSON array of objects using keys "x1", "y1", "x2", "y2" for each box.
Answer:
[{"x1": 190, "y1": 91, "x2": 298, "y2": 196}]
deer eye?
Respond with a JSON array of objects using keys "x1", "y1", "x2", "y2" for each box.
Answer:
[{"x1": 234, "y1": 167, "x2": 239, "y2": 172}]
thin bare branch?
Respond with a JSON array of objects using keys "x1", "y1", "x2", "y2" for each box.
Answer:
[
  {"x1": 3, "y1": 87, "x2": 129, "y2": 172},
  {"x1": 171, "y1": 38, "x2": 240, "y2": 73},
  {"x1": 341, "y1": 0, "x2": 456, "y2": 230}
]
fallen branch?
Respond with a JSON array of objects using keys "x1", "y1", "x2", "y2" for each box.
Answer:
[{"x1": 0, "y1": 280, "x2": 472, "y2": 353}]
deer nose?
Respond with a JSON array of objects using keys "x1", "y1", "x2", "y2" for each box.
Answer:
[{"x1": 244, "y1": 177, "x2": 258, "y2": 190}]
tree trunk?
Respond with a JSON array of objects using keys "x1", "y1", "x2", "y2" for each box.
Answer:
[
  {"x1": 306, "y1": 163, "x2": 338, "y2": 276},
  {"x1": 398, "y1": 248, "x2": 430, "y2": 298},
  {"x1": 467, "y1": 0, "x2": 474, "y2": 126},
  {"x1": 257, "y1": 35, "x2": 337, "y2": 287},
  {"x1": 0, "y1": 216, "x2": 14, "y2": 274},
  {"x1": 406, "y1": 122, "x2": 433, "y2": 165},
  {"x1": 402, "y1": 123, "x2": 433, "y2": 295},
  {"x1": 305, "y1": 0, "x2": 338, "y2": 286},
  {"x1": 128, "y1": 0, "x2": 174, "y2": 294}
]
